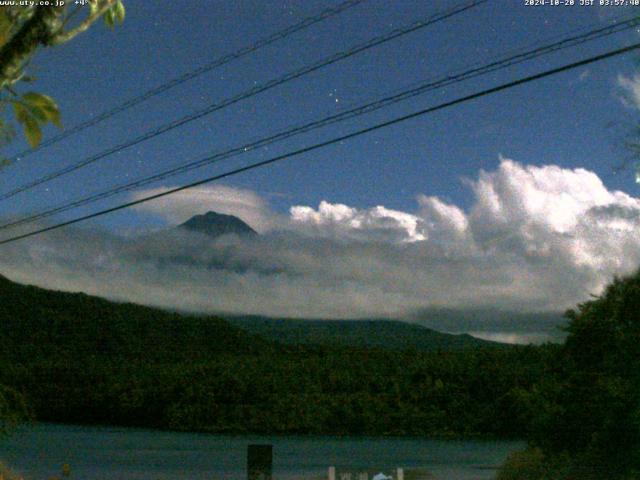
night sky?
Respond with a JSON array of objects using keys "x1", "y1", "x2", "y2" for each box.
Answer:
[{"x1": 2, "y1": 0, "x2": 638, "y2": 231}]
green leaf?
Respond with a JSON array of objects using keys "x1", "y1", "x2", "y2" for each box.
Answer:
[
  {"x1": 104, "y1": 8, "x2": 115, "y2": 29},
  {"x1": 27, "y1": 105, "x2": 48, "y2": 123},
  {"x1": 12, "y1": 101, "x2": 43, "y2": 148},
  {"x1": 40, "y1": 104, "x2": 62, "y2": 128},
  {"x1": 114, "y1": 0, "x2": 125, "y2": 24},
  {"x1": 11, "y1": 101, "x2": 29, "y2": 124},
  {"x1": 22, "y1": 92, "x2": 55, "y2": 107},
  {"x1": 104, "y1": 1, "x2": 125, "y2": 29},
  {"x1": 21, "y1": 92, "x2": 62, "y2": 128},
  {"x1": 22, "y1": 115, "x2": 42, "y2": 148}
]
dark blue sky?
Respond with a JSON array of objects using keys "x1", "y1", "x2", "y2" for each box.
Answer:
[{"x1": 2, "y1": 0, "x2": 640, "y2": 233}]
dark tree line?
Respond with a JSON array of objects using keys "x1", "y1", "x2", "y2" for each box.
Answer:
[{"x1": 498, "y1": 269, "x2": 640, "y2": 480}]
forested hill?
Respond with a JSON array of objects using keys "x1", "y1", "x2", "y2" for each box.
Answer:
[
  {"x1": 0, "y1": 274, "x2": 271, "y2": 361},
  {"x1": 0, "y1": 274, "x2": 507, "y2": 356},
  {"x1": 227, "y1": 315, "x2": 505, "y2": 351},
  {"x1": 0, "y1": 273, "x2": 551, "y2": 436}
]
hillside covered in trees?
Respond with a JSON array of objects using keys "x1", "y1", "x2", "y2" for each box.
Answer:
[{"x1": 0, "y1": 273, "x2": 550, "y2": 437}]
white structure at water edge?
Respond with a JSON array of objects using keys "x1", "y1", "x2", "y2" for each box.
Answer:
[{"x1": 328, "y1": 467, "x2": 404, "y2": 480}]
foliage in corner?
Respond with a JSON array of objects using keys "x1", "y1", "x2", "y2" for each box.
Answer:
[
  {"x1": 0, "y1": 1, "x2": 125, "y2": 155},
  {"x1": 103, "y1": 0, "x2": 126, "y2": 30},
  {"x1": 498, "y1": 268, "x2": 640, "y2": 479}
]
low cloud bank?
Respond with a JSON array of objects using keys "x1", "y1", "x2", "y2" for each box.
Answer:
[{"x1": 1, "y1": 158, "x2": 639, "y2": 342}]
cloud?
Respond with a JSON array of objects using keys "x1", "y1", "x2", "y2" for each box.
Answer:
[
  {"x1": 578, "y1": 69, "x2": 590, "y2": 82},
  {"x1": 417, "y1": 195, "x2": 469, "y2": 247},
  {"x1": 289, "y1": 201, "x2": 426, "y2": 242},
  {"x1": 2, "y1": 158, "x2": 640, "y2": 342},
  {"x1": 130, "y1": 185, "x2": 281, "y2": 233},
  {"x1": 469, "y1": 160, "x2": 640, "y2": 271},
  {"x1": 617, "y1": 73, "x2": 640, "y2": 110},
  {"x1": 469, "y1": 331, "x2": 553, "y2": 345}
]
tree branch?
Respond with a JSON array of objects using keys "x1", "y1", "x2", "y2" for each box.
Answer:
[
  {"x1": 50, "y1": 0, "x2": 117, "y2": 46},
  {"x1": 0, "y1": 6, "x2": 58, "y2": 87}
]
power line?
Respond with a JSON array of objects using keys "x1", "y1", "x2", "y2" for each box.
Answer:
[
  {"x1": 6, "y1": 0, "x2": 367, "y2": 163},
  {"x1": 1, "y1": 41, "x2": 638, "y2": 246},
  {"x1": 0, "y1": 14, "x2": 636, "y2": 232},
  {"x1": 0, "y1": 0, "x2": 487, "y2": 202}
]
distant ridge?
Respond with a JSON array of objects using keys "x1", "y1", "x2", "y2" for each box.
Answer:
[
  {"x1": 0, "y1": 272, "x2": 506, "y2": 355},
  {"x1": 178, "y1": 211, "x2": 257, "y2": 238},
  {"x1": 226, "y1": 315, "x2": 507, "y2": 352}
]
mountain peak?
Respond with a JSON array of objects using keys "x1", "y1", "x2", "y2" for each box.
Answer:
[{"x1": 178, "y1": 211, "x2": 257, "y2": 238}]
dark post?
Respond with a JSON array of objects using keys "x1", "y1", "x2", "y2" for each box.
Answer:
[{"x1": 247, "y1": 444, "x2": 272, "y2": 480}]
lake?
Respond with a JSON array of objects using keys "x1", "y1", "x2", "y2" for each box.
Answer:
[{"x1": 0, "y1": 424, "x2": 523, "y2": 480}]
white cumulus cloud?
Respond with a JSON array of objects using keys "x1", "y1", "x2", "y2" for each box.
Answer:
[{"x1": 289, "y1": 200, "x2": 426, "y2": 243}]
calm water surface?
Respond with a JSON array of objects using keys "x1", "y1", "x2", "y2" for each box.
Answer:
[{"x1": 0, "y1": 424, "x2": 523, "y2": 480}]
